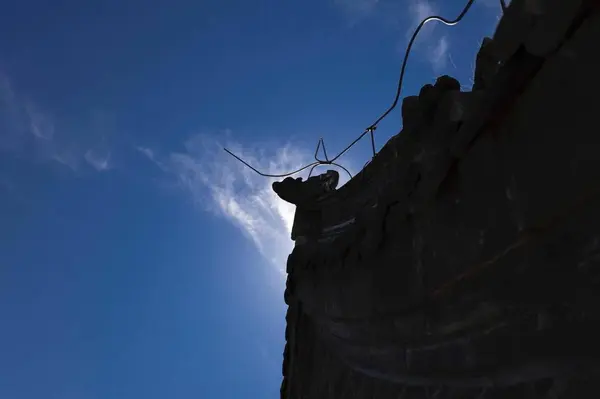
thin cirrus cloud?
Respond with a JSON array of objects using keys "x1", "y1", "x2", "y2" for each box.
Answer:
[
  {"x1": 405, "y1": 0, "x2": 450, "y2": 73},
  {"x1": 406, "y1": 0, "x2": 437, "y2": 42},
  {"x1": 84, "y1": 149, "x2": 111, "y2": 172},
  {"x1": 428, "y1": 35, "x2": 449, "y2": 72},
  {"x1": 138, "y1": 134, "x2": 353, "y2": 274},
  {"x1": 135, "y1": 146, "x2": 156, "y2": 162},
  {"x1": 331, "y1": 0, "x2": 468, "y2": 74},
  {"x1": 135, "y1": 146, "x2": 167, "y2": 171},
  {"x1": 0, "y1": 70, "x2": 112, "y2": 172},
  {"x1": 139, "y1": 134, "x2": 306, "y2": 274}
]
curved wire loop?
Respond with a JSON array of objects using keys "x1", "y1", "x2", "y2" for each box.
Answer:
[
  {"x1": 307, "y1": 161, "x2": 353, "y2": 180},
  {"x1": 224, "y1": 0, "x2": 507, "y2": 181},
  {"x1": 223, "y1": 148, "x2": 320, "y2": 178}
]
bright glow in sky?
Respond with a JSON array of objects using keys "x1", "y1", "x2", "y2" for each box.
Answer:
[{"x1": 0, "y1": 0, "x2": 500, "y2": 398}]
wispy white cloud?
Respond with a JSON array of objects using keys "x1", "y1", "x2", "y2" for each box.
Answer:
[
  {"x1": 333, "y1": 0, "x2": 452, "y2": 73},
  {"x1": 135, "y1": 146, "x2": 155, "y2": 161},
  {"x1": 169, "y1": 135, "x2": 306, "y2": 274},
  {"x1": 409, "y1": 0, "x2": 435, "y2": 25},
  {"x1": 404, "y1": 0, "x2": 454, "y2": 72},
  {"x1": 428, "y1": 35, "x2": 449, "y2": 72},
  {"x1": 141, "y1": 133, "x2": 353, "y2": 274},
  {"x1": 0, "y1": 70, "x2": 113, "y2": 173},
  {"x1": 84, "y1": 149, "x2": 111, "y2": 171},
  {"x1": 26, "y1": 103, "x2": 54, "y2": 140},
  {"x1": 407, "y1": 0, "x2": 437, "y2": 39},
  {"x1": 135, "y1": 145, "x2": 167, "y2": 171}
]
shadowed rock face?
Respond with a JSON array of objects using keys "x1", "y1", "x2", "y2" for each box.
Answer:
[{"x1": 279, "y1": 2, "x2": 600, "y2": 398}]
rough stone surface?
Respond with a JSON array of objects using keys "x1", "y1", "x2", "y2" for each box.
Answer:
[
  {"x1": 280, "y1": 3, "x2": 600, "y2": 398},
  {"x1": 434, "y1": 75, "x2": 461, "y2": 92},
  {"x1": 492, "y1": 0, "x2": 536, "y2": 62},
  {"x1": 524, "y1": 0, "x2": 584, "y2": 56},
  {"x1": 472, "y1": 37, "x2": 499, "y2": 90}
]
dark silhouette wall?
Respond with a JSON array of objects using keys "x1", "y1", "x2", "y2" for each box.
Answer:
[{"x1": 281, "y1": 1, "x2": 600, "y2": 398}]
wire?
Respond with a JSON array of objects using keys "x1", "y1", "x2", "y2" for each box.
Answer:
[
  {"x1": 225, "y1": 0, "x2": 505, "y2": 180},
  {"x1": 307, "y1": 162, "x2": 353, "y2": 180},
  {"x1": 223, "y1": 148, "x2": 320, "y2": 178},
  {"x1": 365, "y1": 0, "x2": 477, "y2": 131}
]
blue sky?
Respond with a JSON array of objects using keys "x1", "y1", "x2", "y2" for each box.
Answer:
[{"x1": 0, "y1": 1, "x2": 500, "y2": 398}]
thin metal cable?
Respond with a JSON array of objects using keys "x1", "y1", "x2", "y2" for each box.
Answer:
[
  {"x1": 307, "y1": 162, "x2": 353, "y2": 180},
  {"x1": 364, "y1": 0, "x2": 477, "y2": 131},
  {"x1": 223, "y1": 148, "x2": 320, "y2": 178},
  {"x1": 224, "y1": 0, "x2": 504, "y2": 180}
]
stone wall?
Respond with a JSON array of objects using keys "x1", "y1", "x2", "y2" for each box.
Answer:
[{"x1": 281, "y1": 1, "x2": 600, "y2": 398}]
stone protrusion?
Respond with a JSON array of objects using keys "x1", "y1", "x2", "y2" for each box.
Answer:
[
  {"x1": 401, "y1": 95, "x2": 421, "y2": 130},
  {"x1": 273, "y1": 170, "x2": 339, "y2": 206},
  {"x1": 418, "y1": 83, "x2": 439, "y2": 113},
  {"x1": 434, "y1": 75, "x2": 461, "y2": 92}
]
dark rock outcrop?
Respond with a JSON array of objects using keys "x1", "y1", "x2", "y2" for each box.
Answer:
[
  {"x1": 280, "y1": 1, "x2": 600, "y2": 398},
  {"x1": 273, "y1": 170, "x2": 339, "y2": 206}
]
